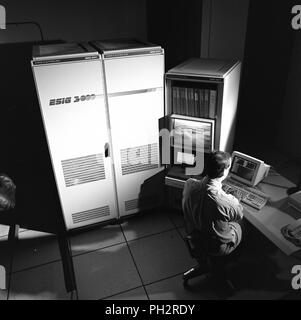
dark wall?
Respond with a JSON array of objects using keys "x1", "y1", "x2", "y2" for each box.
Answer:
[
  {"x1": 0, "y1": 40, "x2": 66, "y2": 232},
  {"x1": 201, "y1": 0, "x2": 249, "y2": 61},
  {"x1": 234, "y1": 0, "x2": 295, "y2": 155},
  {"x1": 146, "y1": 0, "x2": 203, "y2": 70},
  {"x1": 276, "y1": 33, "x2": 301, "y2": 159},
  {"x1": 1, "y1": 0, "x2": 147, "y2": 43}
]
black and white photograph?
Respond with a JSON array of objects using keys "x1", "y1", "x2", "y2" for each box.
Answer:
[{"x1": 0, "y1": 0, "x2": 301, "y2": 303}]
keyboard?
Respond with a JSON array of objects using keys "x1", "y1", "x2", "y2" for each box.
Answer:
[{"x1": 222, "y1": 180, "x2": 268, "y2": 210}]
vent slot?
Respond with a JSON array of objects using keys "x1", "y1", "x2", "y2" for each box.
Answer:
[
  {"x1": 62, "y1": 154, "x2": 105, "y2": 187},
  {"x1": 72, "y1": 205, "x2": 110, "y2": 224},
  {"x1": 120, "y1": 143, "x2": 159, "y2": 176},
  {"x1": 125, "y1": 199, "x2": 139, "y2": 211}
]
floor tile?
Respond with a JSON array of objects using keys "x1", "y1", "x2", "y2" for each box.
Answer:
[
  {"x1": 12, "y1": 230, "x2": 61, "y2": 272},
  {"x1": 0, "y1": 235, "x2": 12, "y2": 273},
  {"x1": 146, "y1": 274, "x2": 218, "y2": 300},
  {"x1": 74, "y1": 243, "x2": 142, "y2": 300},
  {"x1": 281, "y1": 291, "x2": 301, "y2": 300},
  {"x1": 0, "y1": 225, "x2": 29, "y2": 238},
  {"x1": 104, "y1": 286, "x2": 148, "y2": 300},
  {"x1": 266, "y1": 250, "x2": 301, "y2": 283},
  {"x1": 225, "y1": 249, "x2": 292, "y2": 297},
  {"x1": 9, "y1": 260, "x2": 70, "y2": 300},
  {"x1": 129, "y1": 229, "x2": 194, "y2": 285},
  {"x1": 177, "y1": 227, "x2": 187, "y2": 239},
  {"x1": 168, "y1": 210, "x2": 185, "y2": 228},
  {"x1": 0, "y1": 288, "x2": 8, "y2": 300},
  {"x1": 0, "y1": 224, "x2": 9, "y2": 238},
  {"x1": 0, "y1": 264, "x2": 8, "y2": 300},
  {"x1": 227, "y1": 289, "x2": 287, "y2": 300},
  {"x1": 121, "y1": 210, "x2": 175, "y2": 241},
  {"x1": 70, "y1": 224, "x2": 125, "y2": 256}
]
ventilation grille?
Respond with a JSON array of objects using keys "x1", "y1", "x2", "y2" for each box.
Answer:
[
  {"x1": 121, "y1": 143, "x2": 159, "y2": 176},
  {"x1": 62, "y1": 154, "x2": 105, "y2": 187},
  {"x1": 125, "y1": 195, "x2": 160, "y2": 212},
  {"x1": 72, "y1": 205, "x2": 110, "y2": 224},
  {"x1": 125, "y1": 199, "x2": 139, "y2": 211}
]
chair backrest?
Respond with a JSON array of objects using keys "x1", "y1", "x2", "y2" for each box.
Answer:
[
  {"x1": 0, "y1": 174, "x2": 16, "y2": 211},
  {"x1": 182, "y1": 179, "x2": 205, "y2": 233},
  {"x1": 185, "y1": 229, "x2": 210, "y2": 258},
  {"x1": 182, "y1": 178, "x2": 212, "y2": 259}
]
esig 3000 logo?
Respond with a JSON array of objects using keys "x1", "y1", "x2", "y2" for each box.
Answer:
[{"x1": 49, "y1": 94, "x2": 98, "y2": 106}]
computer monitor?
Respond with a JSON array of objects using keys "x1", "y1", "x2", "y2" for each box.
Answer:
[
  {"x1": 170, "y1": 115, "x2": 215, "y2": 165},
  {"x1": 229, "y1": 151, "x2": 270, "y2": 187}
]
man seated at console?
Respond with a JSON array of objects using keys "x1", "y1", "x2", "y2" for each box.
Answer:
[{"x1": 182, "y1": 150, "x2": 243, "y2": 256}]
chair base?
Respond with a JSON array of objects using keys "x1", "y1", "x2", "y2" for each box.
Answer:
[
  {"x1": 183, "y1": 259, "x2": 236, "y2": 298},
  {"x1": 183, "y1": 263, "x2": 209, "y2": 284}
]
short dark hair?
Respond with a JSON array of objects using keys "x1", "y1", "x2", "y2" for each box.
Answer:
[{"x1": 206, "y1": 151, "x2": 231, "y2": 179}]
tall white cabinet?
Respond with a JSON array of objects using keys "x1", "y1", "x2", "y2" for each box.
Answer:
[
  {"x1": 32, "y1": 43, "x2": 118, "y2": 230},
  {"x1": 92, "y1": 39, "x2": 165, "y2": 217},
  {"x1": 32, "y1": 40, "x2": 165, "y2": 229}
]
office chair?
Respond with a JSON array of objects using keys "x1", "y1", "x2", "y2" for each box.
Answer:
[
  {"x1": 0, "y1": 210, "x2": 19, "y2": 290},
  {"x1": 0, "y1": 174, "x2": 17, "y2": 290},
  {"x1": 0, "y1": 174, "x2": 77, "y2": 297},
  {"x1": 183, "y1": 230, "x2": 236, "y2": 296}
]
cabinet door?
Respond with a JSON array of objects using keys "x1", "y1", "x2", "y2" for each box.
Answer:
[
  {"x1": 108, "y1": 89, "x2": 164, "y2": 216},
  {"x1": 104, "y1": 54, "x2": 165, "y2": 217},
  {"x1": 32, "y1": 59, "x2": 117, "y2": 229}
]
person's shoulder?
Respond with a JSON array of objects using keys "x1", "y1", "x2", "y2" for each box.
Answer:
[
  {"x1": 184, "y1": 178, "x2": 207, "y2": 199},
  {"x1": 216, "y1": 190, "x2": 241, "y2": 209},
  {"x1": 185, "y1": 177, "x2": 207, "y2": 190},
  {"x1": 185, "y1": 178, "x2": 199, "y2": 186}
]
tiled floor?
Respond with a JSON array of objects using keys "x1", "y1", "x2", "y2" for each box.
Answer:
[
  {"x1": 0, "y1": 152, "x2": 300, "y2": 300},
  {"x1": 0, "y1": 207, "x2": 300, "y2": 300}
]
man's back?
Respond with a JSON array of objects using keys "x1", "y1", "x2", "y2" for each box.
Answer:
[{"x1": 182, "y1": 176, "x2": 243, "y2": 255}]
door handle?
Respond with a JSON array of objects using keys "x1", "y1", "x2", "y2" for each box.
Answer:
[{"x1": 104, "y1": 142, "x2": 110, "y2": 158}]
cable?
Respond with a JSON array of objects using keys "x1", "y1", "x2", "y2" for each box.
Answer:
[{"x1": 6, "y1": 21, "x2": 44, "y2": 41}]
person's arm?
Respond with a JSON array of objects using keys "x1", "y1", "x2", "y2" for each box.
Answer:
[
  {"x1": 231, "y1": 197, "x2": 244, "y2": 221},
  {"x1": 225, "y1": 193, "x2": 243, "y2": 221}
]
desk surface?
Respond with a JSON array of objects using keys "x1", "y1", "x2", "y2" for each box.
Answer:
[
  {"x1": 165, "y1": 173, "x2": 301, "y2": 258},
  {"x1": 243, "y1": 173, "x2": 301, "y2": 257}
]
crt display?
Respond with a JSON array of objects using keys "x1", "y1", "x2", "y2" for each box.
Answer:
[
  {"x1": 231, "y1": 156, "x2": 258, "y2": 182},
  {"x1": 172, "y1": 119, "x2": 213, "y2": 153}
]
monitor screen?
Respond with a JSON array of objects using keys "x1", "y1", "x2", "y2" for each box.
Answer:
[
  {"x1": 230, "y1": 155, "x2": 258, "y2": 182},
  {"x1": 172, "y1": 118, "x2": 214, "y2": 153}
]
